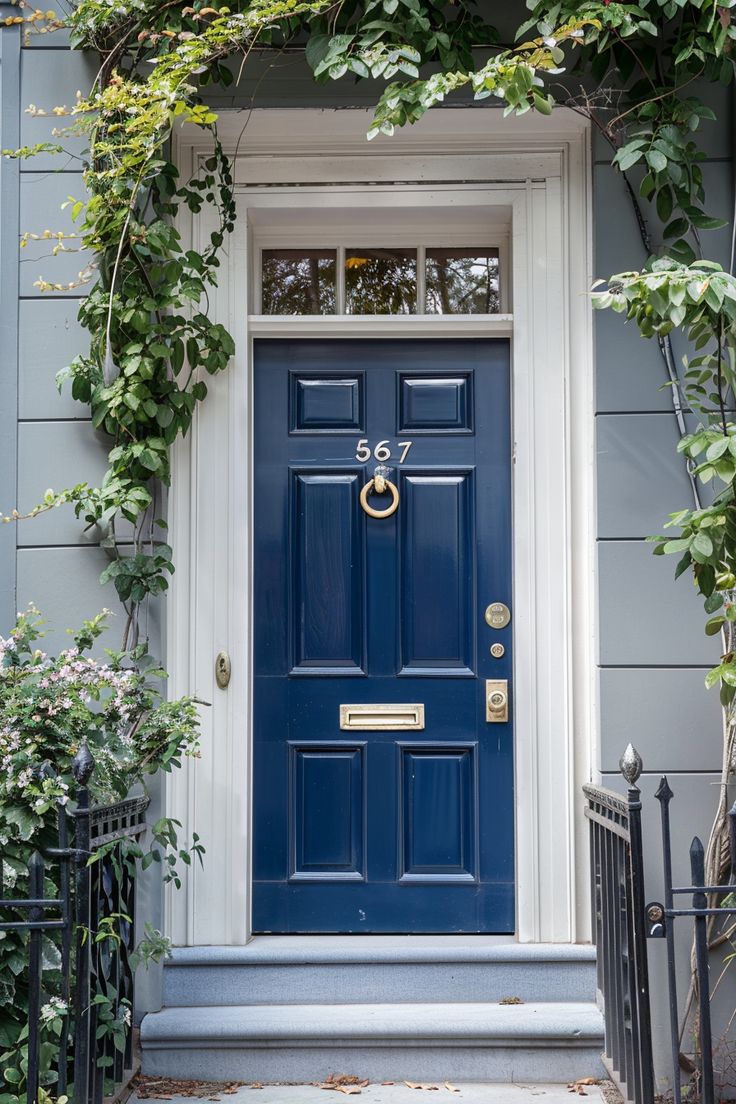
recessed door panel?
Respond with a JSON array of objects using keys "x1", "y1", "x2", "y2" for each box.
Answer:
[{"x1": 253, "y1": 339, "x2": 513, "y2": 933}]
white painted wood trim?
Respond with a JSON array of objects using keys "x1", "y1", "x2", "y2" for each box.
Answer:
[
  {"x1": 168, "y1": 107, "x2": 595, "y2": 946},
  {"x1": 247, "y1": 315, "x2": 514, "y2": 338}
]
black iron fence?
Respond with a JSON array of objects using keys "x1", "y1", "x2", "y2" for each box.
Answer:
[
  {"x1": 646, "y1": 772, "x2": 736, "y2": 1104},
  {"x1": 586, "y1": 745, "x2": 736, "y2": 1104},
  {"x1": 0, "y1": 743, "x2": 148, "y2": 1104},
  {"x1": 584, "y1": 747, "x2": 655, "y2": 1104}
]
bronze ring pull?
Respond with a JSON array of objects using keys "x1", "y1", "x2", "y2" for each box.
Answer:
[{"x1": 360, "y1": 476, "x2": 399, "y2": 519}]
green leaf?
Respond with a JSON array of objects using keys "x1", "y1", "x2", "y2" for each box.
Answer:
[
  {"x1": 646, "y1": 149, "x2": 668, "y2": 173},
  {"x1": 690, "y1": 213, "x2": 728, "y2": 231},
  {"x1": 706, "y1": 436, "x2": 731, "y2": 461},
  {"x1": 692, "y1": 531, "x2": 714, "y2": 560},
  {"x1": 663, "y1": 538, "x2": 691, "y2": 553},
  {"x1": 663, "y1": 218, "x2": 689, "y2": 240},
  {"x1": 656, "y1": 186, "x2": 673, "y2": 223},
  {"x1": 706, "y1": 665, "x2": 724, "y2": 689},
  {"x1": 704, "y1": 592, "x2": 724, "y2": 614},
  {"x1": 705, "y1": 615, "x2": 726, "y2": 635},
  {"x1": 616, "y1": 145, "x2": 644, "y2": 172}
]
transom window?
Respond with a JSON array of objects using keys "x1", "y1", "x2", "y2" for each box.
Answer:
[{"x1": 259, "y1": 245, "x2": 501, "y2": 316}]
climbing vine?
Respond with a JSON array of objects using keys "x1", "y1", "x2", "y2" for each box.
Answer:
[{"x1": 6, "y1": 0, "x2": 736, "y2": 1077}]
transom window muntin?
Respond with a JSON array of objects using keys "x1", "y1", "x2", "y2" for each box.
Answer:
[{"x1": 258, "y1": 242, "x2": 503, "y2": 317}]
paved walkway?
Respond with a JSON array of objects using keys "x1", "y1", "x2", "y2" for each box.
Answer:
[{"x1": 131, "y1": 1083, "x2": 606, "y2": 1104}]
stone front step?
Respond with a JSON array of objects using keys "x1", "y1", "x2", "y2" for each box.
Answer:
[
  {"x1": 162, "y1": 939, "x2": 597, "y2": 1007},
  {"x1": 140, "y1": 1000, "x2": 605, "y2": 1083}
]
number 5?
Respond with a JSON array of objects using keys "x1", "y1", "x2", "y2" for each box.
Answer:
[{"x1": 355, "y1": 439, "x2": 371, "y2": 462}]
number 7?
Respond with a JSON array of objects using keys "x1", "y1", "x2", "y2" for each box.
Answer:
[{"x1": 397, "y1": 441, "x2": 413, "y2": 463}]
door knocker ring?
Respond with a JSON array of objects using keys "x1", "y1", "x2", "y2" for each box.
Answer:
[{"x1": 360, "y1": 475, "x2": 399, "y2": 519}]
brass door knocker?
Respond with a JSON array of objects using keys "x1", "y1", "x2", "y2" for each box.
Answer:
[{"x1": 360, "y1": 464, "x2": 399, "y2": 519}]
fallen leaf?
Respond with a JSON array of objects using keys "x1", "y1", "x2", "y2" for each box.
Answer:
[
  {"x1": 381, "y1": 1083, "x2": 395, "y2": 1087},
  {"x1": 336, "y1": 1088, "x2": 363, "y2": 1096},
  {"x1": 444, "y1": 1085, "x2": 460, "y2": 1093},
  {"x1": 404, "y1": 1084, "x2": 440, "y2": 1091},
  {"x1": 250, "y1": 1085, "x2": 263, "y2": 1091},
  {"x1": 499, "y1": 996, "x2": 524, "y2": 1005},
  {"x1": 567, "y1": 1079, "x2": 600, "y2": 1095}
]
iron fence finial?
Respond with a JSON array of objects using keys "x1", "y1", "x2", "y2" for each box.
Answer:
[
  {"x1": 655, "y1": 775, "x2": 674, "y2": 803},
  {"x1": 71, "y1": 742, "x2": 95, "y2": 785},
  {"x1": 620, "y1": 743, "x2": 643, "y2": 786}
]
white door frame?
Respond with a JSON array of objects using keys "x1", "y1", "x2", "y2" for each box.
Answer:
[{"x1": 167, "y1": 107, "x2": 596, "y2": 946}]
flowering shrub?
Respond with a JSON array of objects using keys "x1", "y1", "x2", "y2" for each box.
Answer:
[
  {"x1": 0, "y1": 606, "x2": 203, "y2": 1102},
  {"x1": 0, "y1": 605, "x2": 200, "y2": 834}
]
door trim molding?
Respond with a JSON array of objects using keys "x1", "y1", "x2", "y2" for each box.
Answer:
[{"x1": 167, "y1": 107, "x2": 595, "y2": 946}]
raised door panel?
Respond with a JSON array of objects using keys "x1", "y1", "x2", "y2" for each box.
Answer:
[
  {"x1": 400, "y1": 746, "x2": 477, "y2": 881},
  {"x1": 290, "y1": 745, "x2": 365, "y2": 880},
  {"x1": 399, "y1": 471, "x2": 474, "y2": 676},
  {"x1": 290, "y1": 471, "x2": 365, "y2": 674}
]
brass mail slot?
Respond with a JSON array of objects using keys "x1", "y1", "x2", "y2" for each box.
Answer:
[{"x1": 340, "y1": 703, "x2": 425, "y2": 731}]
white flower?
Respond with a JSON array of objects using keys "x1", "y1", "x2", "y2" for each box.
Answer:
[
  {"x1": 40, "y1": 998, "x2": 68, "y2": 1024},
  {"x1": 122, "y1": 1006, "x2": 132, "y2": 1027}
]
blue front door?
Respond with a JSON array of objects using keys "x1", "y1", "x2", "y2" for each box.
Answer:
[{"x1": 253, "y1": 339, "x2": 514, "y2": 933}]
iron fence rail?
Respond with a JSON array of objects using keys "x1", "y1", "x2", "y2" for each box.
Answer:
[{"x1": 0, "y1": 744, "x2": 148, "y2": 1104}]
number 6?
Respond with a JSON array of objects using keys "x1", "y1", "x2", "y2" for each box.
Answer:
[
  {"x1": 355, "y1": 439, "x2": 371, "y2": 462},
  {"x1": 374, "y1": 440, "x2": 391, "y2": 461}
]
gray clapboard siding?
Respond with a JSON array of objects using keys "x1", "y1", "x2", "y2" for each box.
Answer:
[
  {"x1": 20, "y1": 47, "x2": 98, "y2": 168},
  {"x1": 0, "y1": 21, "x2": 21, "y2": 633},
  {"x1": 599, "y1": 668, "x2": 722, "y2": 773},
  {"x1": 593, "y1": 80, "x2": 732, "y2": 163},
  {"x1": 595, "y1": 311, "x2": 674, "y2": 414},
  {"x1": 598, "y1": 541, "x2": 720, "y2": 667},
  {"x1": 18, "y1": 298, "x2": 86, "y2": 419},
  {"x1": 19, "y1": 170, "x2": 92, "y2": 296},
  {"x1": 16, "y1": 544, "x2": 126, "y2": 651},
  {"x1": 23, "y1": 24, "x2": 73, "y2": 48},
  {"x1": 594, "y1": 161, "x2": 733, "y2": 278},
  {"x1": 16, "y1": 420, "x2": 111, "y2": 546},
  {"x1": 596, "y1": 414, "x2": 693, "y2": 538}
]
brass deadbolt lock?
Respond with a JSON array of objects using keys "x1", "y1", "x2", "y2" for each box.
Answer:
[{"x1": 486, "y1": 679, "x2": 509, "y2": 723}]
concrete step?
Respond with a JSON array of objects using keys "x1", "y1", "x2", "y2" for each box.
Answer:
[
  {"x1": 140, "y1": 1000, "x2": 605, "y2": 1083},
  {"x1": 162, "y1": 939, "x2": 597, "y2": 1007}
]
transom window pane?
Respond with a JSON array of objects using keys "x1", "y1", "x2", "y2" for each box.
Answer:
[
  {"x1": 345, "y1": 249, "x2": 417, "y2": 315},
  {"x1": 425, "y1": 249, "x2": 500, "y2": 314},
  {"x1": 262, "y1": 249, "x2": 336, "y2": 315}
]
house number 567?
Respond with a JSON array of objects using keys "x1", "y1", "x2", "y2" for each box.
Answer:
[{"x1": 355, "y1": 439, "x2": 413, "y2": 463}]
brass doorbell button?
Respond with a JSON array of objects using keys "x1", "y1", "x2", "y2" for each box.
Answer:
[{"x1": 490, "y1": 643, "x2": 505, "y2": 658}]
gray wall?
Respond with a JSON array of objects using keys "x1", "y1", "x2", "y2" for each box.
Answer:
[
  {"x1": 594, "y1": 86, "x2": 735, "y2": 1084},
  {"x1": 0, "y1": 13, "x2": 164, "y2": 1015},
  {"x1": 1, "y1": 3, "x2": 735, "y2": 1074}
]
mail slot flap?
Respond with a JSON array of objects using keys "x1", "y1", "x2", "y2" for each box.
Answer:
[{"x1": 340, "y1": 703, "x2": 425, "y2": 731}]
